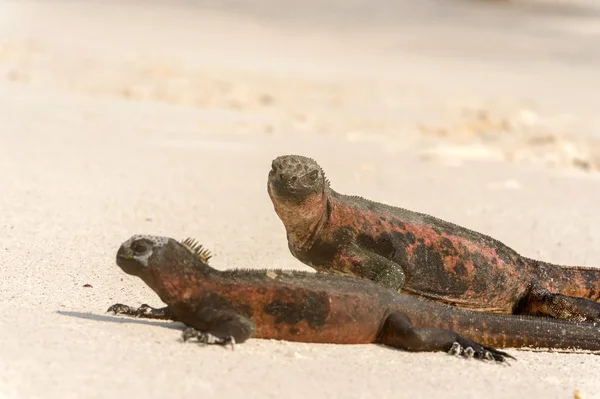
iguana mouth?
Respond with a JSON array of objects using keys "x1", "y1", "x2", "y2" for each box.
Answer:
[
  {"x1": 116, "y1": 246, "x2": 143, "y2": 276},
  {"x1": 269, "y1": 179, "x2": 310, "y2": 198},
  {"x1": 115, "y1": 255, "x2": 140, "y2": 276},
  {"x1": 116, "y1": 252, "x2": 133, "y2": 262}
]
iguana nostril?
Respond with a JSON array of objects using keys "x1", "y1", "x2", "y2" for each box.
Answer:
[{"x1": 291, "y1": 176, "x2": 297, "y2": 182}]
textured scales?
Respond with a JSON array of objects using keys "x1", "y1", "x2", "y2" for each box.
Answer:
[
  {"x1": 107, "y1": 235, "x2": 600, "y2": 362},
  {"x1": 267, "y1": 154, "x2": 600, "y2": 323}
]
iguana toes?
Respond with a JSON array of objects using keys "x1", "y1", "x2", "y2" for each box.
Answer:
[
  {"x1": 107, "y1": 235, "x2": 600, "y2": 362},
  {"x1": 266, "y1": 155, "x2": 600, "y2": 323}
]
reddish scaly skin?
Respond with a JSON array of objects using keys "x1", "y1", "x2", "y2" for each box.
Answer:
[
  {"x1": 108, "y1": 235, "x2": 600, "y2": 360},
  {"x1": 157, "y1": 273, "x2": 385, "y2": 344},
  {"x1": 307, "y1": 195, "x2": 528, "y2": 313},
  {"x1": 267, "y1": 155, "x2": 600, "y2": 322}
]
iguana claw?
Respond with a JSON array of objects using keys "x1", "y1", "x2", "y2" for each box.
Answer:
[
  {"x1": 448, "y1": 340, "x2": 514, "y2": 363},
  {"x1": 181, "y1": 327, "x2": 236, "y2": 350}
]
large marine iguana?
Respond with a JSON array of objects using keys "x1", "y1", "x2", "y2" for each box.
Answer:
[{"x1": 266, "y1": 155, "x2": 600, "y2": 322}]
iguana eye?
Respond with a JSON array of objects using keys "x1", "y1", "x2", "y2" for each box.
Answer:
[
  {"x1": 131, "y1": 240, "x2": 150, "y2": 255},
  {"x1": 309, "y1": 170, "x2": 319, "y2": 180}
]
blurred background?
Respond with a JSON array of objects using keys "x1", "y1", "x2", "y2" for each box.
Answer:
[{"x1": 1, "y1": 0, "x2": 600, "y2": 173}]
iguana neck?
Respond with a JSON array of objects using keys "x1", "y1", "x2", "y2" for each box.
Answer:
[
  {"x1": 144, "y1": 255, "x2": 217, "y2": 305},
  {"x1": 272, "y1": 190, "x2": 329, "y2": 249}
]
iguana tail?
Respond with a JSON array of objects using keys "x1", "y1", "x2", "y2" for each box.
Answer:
[
  {"x1": 401, "y1": 297, "x2": 600, "y2": 352},
  {"x1": 526, "y1": 258, "x2": 600, "y2": 302}
]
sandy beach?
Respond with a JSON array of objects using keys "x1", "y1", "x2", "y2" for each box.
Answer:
[{"x1": 1, "y1": 0, "x2": 600, "y2": 398}]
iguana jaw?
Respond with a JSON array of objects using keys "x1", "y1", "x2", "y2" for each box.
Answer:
[
  {"x1": 267, "y1": 179, "x2": 313, "y2": 200},
  {"x1": 116, "y1": 244, "x2": 145, "y2": 276},
  {"x1": 268, "y1": 183, "x2": 328, "y2": 249}
]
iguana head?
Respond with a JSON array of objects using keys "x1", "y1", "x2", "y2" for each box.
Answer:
[
  {"x1": 267, "y1": 155, "x2": 327, "y2": 200},
  {"x1": 267, "y1": 155, "x2": 329, "y2": 248},
  {"x1": 115, "y1": 235, "x2": 214, "y2": 302}
]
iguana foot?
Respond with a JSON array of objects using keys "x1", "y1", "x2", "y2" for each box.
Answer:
[
  {"x1": 517, "y1": 283, "x2": 600, "y2": 323},
  {"x1": 181, "y1": 327, "x2": 236, "y2": 350},
  {"x1": 448, "y1": 340, "x2": 514, "y2": 363},
  {"x1": 106, "y1": 303, "x2": 176, "y2": 320}
]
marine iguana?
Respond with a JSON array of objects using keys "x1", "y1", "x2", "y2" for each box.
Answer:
[
  {"x1": 107, "y1": 235, "x2": 600, "y2": 362},
  {"x1": 266, "y1": 155, "x2": 600, "y2": 322}
]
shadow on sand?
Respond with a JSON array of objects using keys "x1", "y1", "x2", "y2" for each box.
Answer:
[{"x1": 56, "y1": 310, "x2": 185, "y2": 331}]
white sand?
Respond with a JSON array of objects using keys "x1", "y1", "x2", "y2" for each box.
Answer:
[{"x1": 1, "y1": 1, "x2": 600, "y2": 398}]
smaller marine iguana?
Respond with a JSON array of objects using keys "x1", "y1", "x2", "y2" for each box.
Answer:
[
  {"x1": 108, "y1": 235, "x2": 600, "y2": 362},
  {"x1": 267, "y1": 155, "x2": 600, "y2": 322}
]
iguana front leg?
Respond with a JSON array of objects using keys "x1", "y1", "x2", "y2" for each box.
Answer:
[
  {"x1": 107, "y1": 303, "x2": 177, "y2": 321},
  {"x1": 181, "y1": 309, "x2": 257, "y2": 349},
  {"x1": 336, "y1": 244, "x2": 406, "y2": 292}
]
